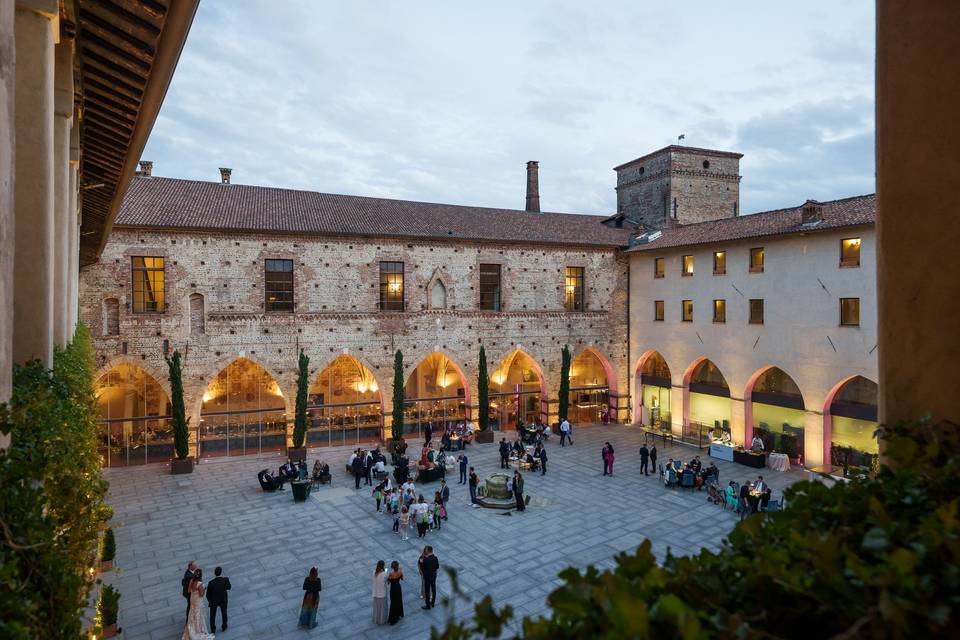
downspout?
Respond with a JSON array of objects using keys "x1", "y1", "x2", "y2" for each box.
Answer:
[{"x1": 625, "y1": 255, "x2": 631, "y2": 423}]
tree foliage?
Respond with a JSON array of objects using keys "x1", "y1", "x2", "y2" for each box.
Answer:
[
  {"x1": 166, "y1": 350, "x2": 190, "y2": 460},
  {"x1": 292, "y1": 349, "x2": 310, "y2": 448},
  {"x1": 478, "y1": 346, "x2": 490, "y2": 431},
  {"x1": 436, "y1": 418, "x2": 960, "y2": 639},
  {"x1": 391, "y1": 350, "x2": 404, "y2": 440},
  {"x1": 558, "y1": 345, "x2": 571, "y2": 423},
  {"x1": 0, "y1": 324, "x2": 110, "y2": 639}
]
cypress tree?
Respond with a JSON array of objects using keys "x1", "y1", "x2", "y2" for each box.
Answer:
[
  {"x1": 166, "y1": 350, "x2": 190, "y2": 460},
  {"x1": 558, "y1": 344, "x2": 572, "y2": 423},
  {"x1": 391, "y1": 350, "x2": 404, "y2": 440},
  {"x1": 292, "y1": 349, "x2": 309, "y2": 448},
  {"x1": 478, "y1": 345, "x2": 490, "y2": 431}
]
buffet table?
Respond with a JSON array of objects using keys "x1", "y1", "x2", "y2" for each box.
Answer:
[
  {"x1": 767, "y1": 452, "x2": 791, "y2": 472},
  {"x1": 709, "y1": 442, "x2": 735, "y2": 461},
  {"x1": 733, "y1": 449, "x2": 767, "y2": 468}
]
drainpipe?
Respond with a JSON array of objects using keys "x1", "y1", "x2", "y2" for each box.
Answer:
[{"x1": 625, "y1": 257, "x2": 631, "y2": 423}]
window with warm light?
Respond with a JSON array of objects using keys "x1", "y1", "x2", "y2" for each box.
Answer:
[
  {"x1": 682, "y1": 299, "x2": 693, "y2": 322},
  {"x1": 840, "y1": 238, "x2": 861, "y2": 267},
  {"x1": 749, "y1": 247, "x2": 764, "y2": 273},
  {"x1": 654, "y1": 300, "x2": 664, "y2": 321},
  {"x1": 840, "y1": 297, "x2": 860, "y2": 326},
  {"x1": 713, "y1": 251, "x2": 726, "y2": 275},
  {"x1": 654, "y1": 257, "x2": 664, "y2": 278},
  {"x1": 379, "y1": 261, "x2": 404, "y2": 311},
  {"x1": 565, "y1": 267, "x2": 584, "y2": 311},
  {"x1": 749, "y1": 298, "x2": 764, "y2": 324},
  {"x1": 264, "y1": 259, "x2": 294, "y2": 312},
  {"x1": 713, "y1": 299, "x2": 726, "y2": 323},
  {"x1": 131, "y1": 256, "x2": 165, "y2": 313},
  {"x1": 682, "y1": 255, "x2": 694, "y2": 276},
  {"x1": 479, "y1": 263, "x2": 501, "y2": 311}
]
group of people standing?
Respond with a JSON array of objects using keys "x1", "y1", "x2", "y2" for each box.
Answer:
[
  {"x1": 349, "y1": 447, "x2": 387, "y2": 489},
  {"x1": 371, "y1": 546, "x2": 440, "y2": 626},
  {"x1": 180, "y1": 561, "x2": 231, "y2": 639},
  {"x1": 381, "y1": 479, "x2": 451, "y2": 539}
]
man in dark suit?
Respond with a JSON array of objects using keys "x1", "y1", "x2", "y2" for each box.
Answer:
[
  {"x1": 421, "y1": 546, "x2": 440, "y2": 609},
  {"x1": 206, "y1": 565, "x2": 231, "y2": 632},
  {"x1": 499, "y1": 438, "x2": 510, "y2": 469},
  {"x1": 181, "y1": 560, "x2": 196, "y2": 620},
  {"x1": 439, "y1": 480, "x2": 450, "y2": 520},
  {"x1": 513, "y1": 471, "x2": 525, "y2": 511},
  {"x1": 538, "y1": 446, "x2": 548, "y2": 475},
  {"x1": 639, "y1": 444, "x2": 650, "y2": 476}
]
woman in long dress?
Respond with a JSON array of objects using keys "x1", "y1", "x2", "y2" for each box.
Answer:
[
  {"x1": 182, "y1": 569, "x2": 215, "y2": 640},
  {"x1": 387, "y1": 561, "x2": 404, "y2": 625},
  {"x1": 298, "y1": 566, "x2": 322, "y2": 629},
  {"x1": 372, "y1": 560, "x2": 389, "y2": 624}
]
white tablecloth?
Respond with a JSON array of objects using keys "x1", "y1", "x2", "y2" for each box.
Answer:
[
  {"x1": 710, "y1": 442, "x2": 735, "y2": 461},
  {"x1": 768, "y1": 452, "x2": 790, "y2": 472}
]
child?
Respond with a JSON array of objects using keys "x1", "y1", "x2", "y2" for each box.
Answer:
[
  {"x1": 399, "y1": 505, "x2": 410, "y2": 541},
  {"x1": 433, "y1": 497, "x2": 442, "y2": 531},
  {"x1": 373, "y1": 483, "x2": 383, "y2": 512},
  {"x1": 392, "y1": 495, "x2": 400, "y2": 534}
]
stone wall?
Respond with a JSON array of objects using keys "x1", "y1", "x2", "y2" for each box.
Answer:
[{"x1": 80, "y1": 228, "x2": 631, "y2": 430}]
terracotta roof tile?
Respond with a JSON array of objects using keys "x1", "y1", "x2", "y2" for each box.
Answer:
[
  {"x1": 114, "y1": 177, "x2": 634, "y2": 248},
  {"x1": 626, "y1": 194, "x2": 875, "y2": 252}
]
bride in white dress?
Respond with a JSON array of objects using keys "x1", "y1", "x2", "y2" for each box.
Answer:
[{"x1": 182, "y1": 569, "x2": 216, "y2": 640}]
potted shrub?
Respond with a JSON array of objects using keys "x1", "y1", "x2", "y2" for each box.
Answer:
[
  {"x1": 288, "y1": 350, "x2": 309, "y2": 462},
  {"x1": 474, "y1": 346, "x2": 494, "y2": 444},
  {"x1": 98, "y1": 583, "x2": 120, "y2": 638},
  {"x1": 779, "y1": 432, "x2": 801, "y2": 465},
  {"x1": 389, "y1": 350, "x2": 404, "y2": 446},
  {"x1": 100, "y1": 528, "x2": 116, "y2": 572},
  {"x1": 558, "y1": 345, "x2": 571, "y2": 427},
  {"x1": 166, "y1": 350, "x2": 193, "y2": 474}
]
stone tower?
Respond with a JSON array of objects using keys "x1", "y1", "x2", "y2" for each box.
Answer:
[{"x1": 613, "y1": 146, "x2": 742, "y2": 229}]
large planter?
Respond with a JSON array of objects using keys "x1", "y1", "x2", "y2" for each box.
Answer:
[
  {"x1": 291, "y1": 480, "x2": 312, "y2": 502},
  {"x1": 474, "y1": 430, "x2": 494, "y2": 444},
  {"x1": 170, "y1": 457, "x2": 194, "y2": 475},
  {"x1": 287, "y1": 446, "x2": 307, "y2": 463},
  {"x1": 100, "y1": 560, "x2": 113, "y2": 572},
  {"x1": 102, "y1": 623, "x2": 118, "y2": 638}
]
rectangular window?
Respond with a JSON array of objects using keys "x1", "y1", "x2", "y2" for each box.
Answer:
[
  {"x1": 681, "y1": 299, "x2": 693, "y2": 322},
  {"x1": 749, "y1": 299, "x2": 764, "y2": 324},
  {"x1": 379, "y1": 261, "x2": 405, "y2": 311},
  {"x1": 682, "y1": 255, "x2": 694, "y2": 276},
  {"x1": 713, "y1": 299, "x2": 726, "y2": 323},
  {"x1": 654, "y1": 300, "x2": 664, "y2": 321},
  {"x1": 654, "y1": 257, "x2": 664, "y2": 279},
  {"x1": 131, "y1": 256, "x2": 165, "y2": 313},
  {"x1": 264, "y1": 259, "x2": 294, "y2": 312},
  {"x1": 713, "y1": 251, "x2": 726, "y2": 275},
  {"x1": 840, "y1": 238, "x2": 861, "y2": 267},
  {"x1": 840, "y1": 297, "x2": 860, "y2": 326},
  {"x1": 565, "y1": 267, "x2": 584, "y2": 311},
  {"x1": 749, "y1": 247, "x2": 765, "y2": 273},
  {"x1": 479, "y1": 264, "x2": 502, "y2": 311}
]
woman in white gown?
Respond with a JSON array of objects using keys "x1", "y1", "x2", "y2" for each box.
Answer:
[{"x1": 182, "y1": 568, "x2": 216, "y2": 640}]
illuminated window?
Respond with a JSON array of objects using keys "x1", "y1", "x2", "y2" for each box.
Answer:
[
  {"x1": 264, "y1": 259, "x2": 294, "y2": 312},
  {"x1": 681, "y1": 299, "x2": 693, "y2": 322},
  {"x1": 654, "y1": 300, "x2": 664, "y2": 321},
  {"x1": 713, "y1": 299, "x2": 726, "y2": 323},
  {"x1": 841, "y1": 238, "x2": 861, "y2": 267},
  {"x1": 131, "y1": 256, "x2": 165, "y2": 313},
  {"x1": 713, "y1": 251, "x2": 726, "y2": 275},
  {"x1": 682, "y1": 255, "x2": 694, "y2": 276},
  {"x1": 654, "y1": 257, "x2": 664, "y2": 278},
  {"x1": 565, "y1": 267, "x2": 585, "y2": 311},
  {"x1": 379, "y1": 261, "x2": 405, "y2": 311},
  {"x1": 749, "y1": 299, "x2": 764, "y2": 324},
  {"x1": 479, "y1": 264, "x2": 501, "y2": 311},
  {"x1": 749, "y1": 247, "x2": 765, "y2": 273},
  {"x1": 840, "y1": 298, "x2": 860, "y2": 326}
]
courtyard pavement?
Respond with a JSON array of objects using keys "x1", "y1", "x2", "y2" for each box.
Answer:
[{"x1": 103, "y1": 424, "x2": 807, "y2": 640}]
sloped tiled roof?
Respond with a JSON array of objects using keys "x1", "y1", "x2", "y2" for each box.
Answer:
[
  {"x1": 626, "y1": 194, "x2": 875, "y2": 252},
  {"x1": 114, "y1": 177, "x2": 634, "y2": 248}
]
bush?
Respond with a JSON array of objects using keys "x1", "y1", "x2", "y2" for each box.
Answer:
[
  {"x1": 391, "y1": 350, "x2": 404, "y2": 440},
  {"x1": 436, "y1": 418, "x2": 960, "y2": 639},
  {"x1": 165, "y1": 350, "x2": 190, "y2": 460},
  {"x1": 292, "y1": 350, "x2": 309, "y2": 448},
  {"x1": 778, "y1": 431, "x2": 800, "y2": 458},
  {"x1": 477, "y1": 346, "x2": 489, "y2": 432},
  {"x1": 558, "y1": 345, "x2": 571, "y2": 423},
  {"x1": 101, "y1": 528, "x2": 116, "y2": 563},
  {"x1": 97, "y1": 583, "x2": 120, "y2": 627},
  {"x1": 0, "y1": 324, "x2": 110, "y2": 639}
]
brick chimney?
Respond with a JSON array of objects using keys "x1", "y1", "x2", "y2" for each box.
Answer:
[
  {"x1": 138, "y1": 160, "x2": 153, "y2": 177},
  {"x1": 525, "y1": 161, "x2": 540, "y2": 213},
  {"x1": 801, "y1": 199, "x2": 823, "y2": 225},
  {"x1": 219, "y1": 167, "x2": 232, "y2": 185}
]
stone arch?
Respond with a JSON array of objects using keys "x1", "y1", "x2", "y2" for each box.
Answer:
[
  {"x1": 489, "y1": 347, "x2": 549, "y2": 427},
  {"x1": 570, "y1": 346, "x2": 618, "y2": 423},
  {"x1": 425, "y1": 267, "x2": 452, "y2": 310},
  {"x1": 743, "y1": 365, "x2": 806, "y2": 457},
  {"x1": 95, "y1": 355, "x2": 172, "y2": 401},
  {"x1": 823, "y1": 375, "x2": 878, "y2": 468},
  {"x1": 633, "y1": 349, "x2": 672, "y2": 426},
  {"x1": 95, "y1": 360, "x2": 173, "y2": 466},
  {"x1": 403, "y1": 351, "x2": 472, "y2": 432},
  {"x1": 193, "y1": 352, "x2": 293, "y2": 420},
  {"x1": 682, "y1": 357, "x2": 731, "y2": 433},
  {"x1": 308, "y1": 352, "x2": 386, "y2": 442}
]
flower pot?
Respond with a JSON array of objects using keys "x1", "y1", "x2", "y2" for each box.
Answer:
[
  {"x1": 102, "y1": 623, "x2": 118, "y2": 638},
  {"x1": 170, "y1": 457, "x2": 194, "y2": 475},
  {"x1": 100, "y1": 560, "x2": 113, "y2": 572},
  {"x1": 291, "y1": 479, "x2": 312, "y2": 502},
  {"x1": 474, "y1": 430, "x2": 494, "y2": 444},
  {"x1": 287, "y1": 446, "x2": 307, "y2": 463}
]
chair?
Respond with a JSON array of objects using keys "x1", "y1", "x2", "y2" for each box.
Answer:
[
  {"x1": 680, "y1": 470, "x2": 695, "y2": 489},
  {"x1": 664, "y1": 467, "x2": 678, "y2": 488},
  {"x1": 257, "y1": 469, "x2": 281, "y2": 492}
]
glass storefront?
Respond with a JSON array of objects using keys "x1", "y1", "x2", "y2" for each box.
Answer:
[
  {"x1": 489, "y1": 350, "x2": 543, "y2": 430},
  {"x1": 639, "y1": 351, "x2": 672, "y2": 428},
  {"x1": 96, "y1": 363, "x2": 172, "y2": 467},
  {"x1": 751, "y1": 367, "x2": 806, "y2": 461},
  {"x1": 569, "y1": 350, "x2": 611, "y2": 424},
  {"x1": 403, "y1": 353, "x2": 467, "y2": 438},
  {"x1": 199, "y1": 358, "x2": 286, "y2": 458},
  {"x1": 830, "y1": 376, "x2": 879, "y2": 468},
  {"x1": 307, "y1": 355, "x2": 382, "y2": 446},
  {"x1": 687, "y1": 359, "x2": 731, "y2": 441}
]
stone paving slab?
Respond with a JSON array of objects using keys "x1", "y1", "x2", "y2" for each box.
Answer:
[{"x1": 103, "y1": 425, "x2": 807, "y2": 639}]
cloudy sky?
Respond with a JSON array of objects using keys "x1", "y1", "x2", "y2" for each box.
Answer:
[{"x1": 142, "y1": 1, "x2": 875, "y2": 216}]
